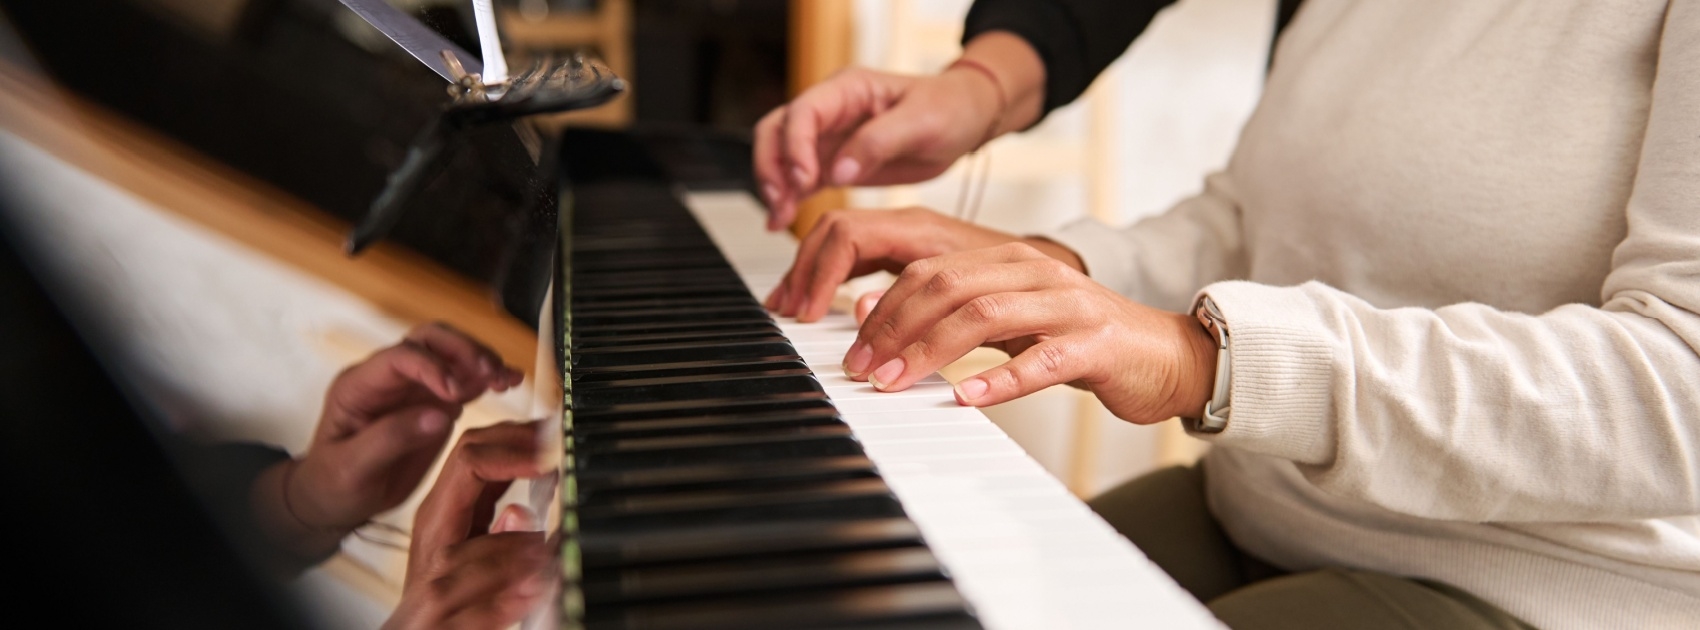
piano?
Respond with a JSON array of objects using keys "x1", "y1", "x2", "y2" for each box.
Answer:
[
  {"x1": 0, "y1": 1, "x2": 1226, "y2": 626},
  {"x1": 553, "y1": 132, "x2": 1223, "y2": 630}
]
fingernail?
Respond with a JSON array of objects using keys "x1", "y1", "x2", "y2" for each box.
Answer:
[
  {"x1": 831, "y1": 157, "x2": 861, "y2": 185},
  {"x1": 444, "y1": 379, "x2": 460, "y2": 398},
  {"x1": 479, "y1": 356, "x2": 496, "y2": 377},
  {"x1": 869, "y1": 358, "x2": 905, "y2": 391},
  {"x1": 419, "y1": 410, "x2": 448, "y2": 434},
  {"x1": 955, "y1": 378, "x2": 988, "y2": 404},
  {"x1": 843, "y1": 342, "x2": 873, "y2": 375},
  {"x1": 791, "y1": 165, "x2": 810, "y2": 188},
  {"x1": 762, "y1": 183, "x2": 781, "y2": 206},
  {"x1": 796, "y1": 296, "x2": 813, "y2": 319}
]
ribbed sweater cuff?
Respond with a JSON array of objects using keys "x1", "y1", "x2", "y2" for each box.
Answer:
[
  {"x1": 1042, "y1": 217, "x2": 1138, "y2": 298},
  {"x1": 1191, "y1": 281, "x2": 1338, "y2": 465}
]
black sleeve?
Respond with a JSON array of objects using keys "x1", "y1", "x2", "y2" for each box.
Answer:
[{"x1": 963, "y1": 0, "x2": 1179, "y2": 119}]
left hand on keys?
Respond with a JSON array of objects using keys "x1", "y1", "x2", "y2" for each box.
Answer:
[{"x1": 841, "y1": 242, "x2": 1218, "y2": 425}]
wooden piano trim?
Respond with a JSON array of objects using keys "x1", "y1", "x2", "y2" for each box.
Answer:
[{"x1": 0, "y1": 61, "x2": 539, "y2": 373}]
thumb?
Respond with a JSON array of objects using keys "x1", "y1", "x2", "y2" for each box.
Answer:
[{"x1": 342, "y1": 406, "x2": 453, "y2": 480}]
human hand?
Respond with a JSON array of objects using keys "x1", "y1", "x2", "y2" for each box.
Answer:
[
  {"x1": 289, "y1": 323, "x2": 525, "y2": 532},
  {"x1": 841, "y1": 243, "x2": 1218, "y2": 425},
  {"x1": 754, "y1": 67, "x2": 1000, "y2": 231},
  {"x1": 764, "y1": 207, "x2": 1083, "y2": 323},
  {"x1": 384, "y1": 421, "x2": 555, "y2": 630}
]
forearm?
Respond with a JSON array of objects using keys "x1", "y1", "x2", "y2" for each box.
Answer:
[
  {"x1": 964, "y1": 0, "x2": 1177, "y2": 117},
  {"x1": 1199, "y1": 281, "x2": 1700, "y2": 522}
]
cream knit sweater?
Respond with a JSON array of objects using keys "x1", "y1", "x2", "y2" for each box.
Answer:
[{"x1": 1046, "y1": 1, "x2": 1700, "y2": 627}]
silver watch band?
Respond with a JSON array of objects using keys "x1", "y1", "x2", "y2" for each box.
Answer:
[{"x1": 1187, "y1": 296, "x2": 1231, "y2": 433}]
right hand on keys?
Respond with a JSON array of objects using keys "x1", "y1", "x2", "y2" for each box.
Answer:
[{"x1": 764, "y1": 207, "x2": 1085, "y2": 323}]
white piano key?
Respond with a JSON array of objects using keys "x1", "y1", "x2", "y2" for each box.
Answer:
[{"x1": 685, "y1": 191, "x2": 1228, "y2": 630}]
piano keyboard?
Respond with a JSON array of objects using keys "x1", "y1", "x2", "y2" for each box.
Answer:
[{"x1": 558, "y1": 177, "x2": 1223, "y2": 629}]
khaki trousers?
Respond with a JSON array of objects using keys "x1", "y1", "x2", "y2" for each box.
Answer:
[{"x1": 1088, "y1": 466, "x2": 1537, "y2": 630}]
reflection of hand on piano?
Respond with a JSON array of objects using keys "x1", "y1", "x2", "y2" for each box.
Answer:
[
  {"x1": 385, "y1": 421, "x2": 556, "y2": 630},
  {"x1": 253, "y1": 324, "x2": 526, "y2": 566},
  {"x1": 765, "y1": 207, "x2": 1083, "y2": 323}
]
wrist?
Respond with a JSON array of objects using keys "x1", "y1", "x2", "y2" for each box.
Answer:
[
  {"x1": 1178, "y1": 311, "x2": 1221, "y2": 421},
  {"x1": 959, "y1": 31, "x2": 1045, "y2": 136}
]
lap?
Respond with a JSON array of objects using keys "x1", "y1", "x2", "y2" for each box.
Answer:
[{"x1": 1089, "y1": 466, "x2": 1534, "y2": 630}]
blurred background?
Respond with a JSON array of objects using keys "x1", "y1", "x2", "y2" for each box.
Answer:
[{"x1": 0, "y1": 0, "x2": 1270, "y2": 626}]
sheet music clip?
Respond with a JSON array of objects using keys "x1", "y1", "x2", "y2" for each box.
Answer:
[{"x1": 345, "y1": 51, "x2": 626, "y2": 254}]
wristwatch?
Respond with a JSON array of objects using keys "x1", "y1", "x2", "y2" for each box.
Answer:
[{"x1": 1186, "y1": 295, "x2": 1231, "y2": 434}]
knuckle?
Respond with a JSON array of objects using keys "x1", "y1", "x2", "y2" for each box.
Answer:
[
  {"x1": 1032, "y1": 343, "x2": 1072, "y2": 377},
  {"x1": 1001, "y1": 240, "x2": 1042, "y2": 259},
  {"x1": 923, "y1": 267, "x2": 966, "y2": 298},
  {"x1": 899, "y1": 258, "x2": 935, "y2": 283},
  {"x1": 962, "y1": 295, "x2": 1004, "y2": 325},
  {"x1": 1037, "y1": 257, "x2": 1072, "y2": 276},
  {"x1": 874, "y1": 316, "x2": 905, "y2": 345}
]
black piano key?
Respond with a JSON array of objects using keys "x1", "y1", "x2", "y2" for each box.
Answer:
[
  {"x1": 574, "y1": 373, "x2": 824, "y2": 407},
  {"x1": 574, "y1": 397, "x2": 836, "y2": 423},
  {"x1": 573, "y1": 296, "x2": 760, "y2": 313},
  {"x1": 572, "y1": 339, "x2": 801, "y2": 370},
  {"x1": 572, "y1": 305, "x2": 773, "y2": 327},
  {"x1": 570, "y1": 357, "x2": 803, "y2": 383},
  {"x1": 572, "y1": 318, "x2": 781, "y2": 339},
  {"x1": 578, "y1": 477, "x2": 895, "y2": 523},
  {"x1": 581, "y1": 546, "x2": 948, "y2": 606},
  {"x1": 577, "y1": 437, "x2": 864, "y2": 473},
  {"x1": 572, "y1": 391, "x2": 832, "y2": 422},
  {"x1": 573, "y1": 403, "x2": 842, "y2": 435},
  {"x1": 584, "y1": 581, "x2": 974, "y2": 630},
  {"x1": 576, "y1": 455, "x2": 876, "y2": 495},
  {"x1": 581, "y1": 492, "x2": 905, "y2": 535},
  {"x1": 579, "y1": 517, "x2": 925, "y2": 569}
]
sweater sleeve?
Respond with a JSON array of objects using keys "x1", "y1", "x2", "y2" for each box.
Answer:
[
  {"x1": 1193, "y1": 4, "x2": 1700, "y2": 522},
  {"x1": 1044, "y1": 171, "x2": 1249, "y2": 312},
  {"x1": 963, "y1": 0, "x2": 1178, "y2": 118}
]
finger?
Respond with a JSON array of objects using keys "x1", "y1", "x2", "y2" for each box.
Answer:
[
  {"x1": 869, "y1": 289, "x2": 1069, "y2": 392},
  {"x1": 492, "y1": 504, "x2": 539, "y2": 533},
  {"x1": 380, "y1": 343, "x2": 461, "y2": 402},
  {"x1": 783, "y1": 70, "x2": 887, "y2": 194},
  {"x1": 406, "y1": 323, "x2": 520, "y2": 396},
  {"x1": 854, "y1": 289, "x2": 885, "y2": 324},
  {"x1": 412, "y1": 421, "x2": 546, "y2": 557},
  {"x1": 341, "y1": 405, "x2": 456, "y2": 481},
  {"x1": 753, "y1": 108, "x2": 795, "y2": 230},
  {"x1": 828, "y1": 96, "x2": 944, "y2": 188},
  {"x1": 856, "y1": 258, "x2": 1065, "y2": 382},
  {"x1": 773, "y1": 210, "x2": 846, "y2": 317},
  {"x1": 955, "y1": 338, "x2": 1094, "y2": 408},
  {"x1": 848, "y1": 243, "x2": 1052, "y2": 376},
  {"x1": 431, "y1": 532, "x2": 550, "y2": 620},
  {"x1": 796, "y1": 219, "x2": 867, "y2": 323}
]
